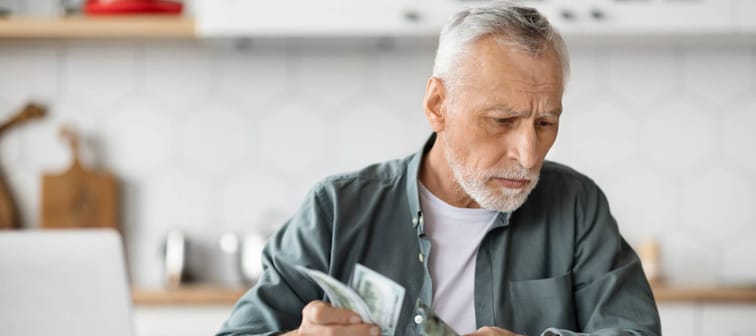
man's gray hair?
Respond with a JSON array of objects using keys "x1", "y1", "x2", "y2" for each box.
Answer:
[{"x1": 433, "y1": 1, "x2": 570, "y2": 89}]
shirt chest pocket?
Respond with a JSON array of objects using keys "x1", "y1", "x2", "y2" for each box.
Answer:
[{"x1": 507, "y1": 271, "x2": 576, "y2": 334}]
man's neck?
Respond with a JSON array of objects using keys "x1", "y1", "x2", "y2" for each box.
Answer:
[{"x1": 419, "y1": 136, "x2": 481, "y2": 209}]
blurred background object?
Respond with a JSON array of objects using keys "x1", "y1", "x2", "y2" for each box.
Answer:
[
  {"x1": 0, "y1": 103, "x2": 45, "y2": 230},
  {"x1": 84, "y1": 0, "x2": 183, "y2": 16},
  {"x1": 40, "y1": 126, "x2": 118, "y2": 229},
  {"x1": 164, "y1": 229, "x2": 186, "y2": 289},
  {"x1": 60, "y1": 0, "x2": 84, "y2": 15},
  {"x1": 640, "y1": 237, "x2": 663, "y2": 286}
]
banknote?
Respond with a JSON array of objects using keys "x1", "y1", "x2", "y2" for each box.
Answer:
[
  {"x1": 295, "y1": 264, "x2": 406, "y2": 336},
  {"x1": 414, "y1": 301, "x2": 461, "y2": 336},
  {"x1": 294, "y1": 265, "x2": 375, "y2": 324},
  {"x1": 350, "y1": 264, "x2": 406, "y2": 336}
]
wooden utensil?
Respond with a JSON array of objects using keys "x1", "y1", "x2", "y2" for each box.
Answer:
[
  {"x1": 40, "y1": 127, "x2": 119, "y2": 229},
  {"x1": 0, "y1": 103, "x2": 46, "y2": 230}
]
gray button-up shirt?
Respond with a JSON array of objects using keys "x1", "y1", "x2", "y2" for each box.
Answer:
[{"x1": 217, "y1": 135, "x2": 661, "y2": 336}]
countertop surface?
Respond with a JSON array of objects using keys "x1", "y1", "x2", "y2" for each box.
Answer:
[{"x1": 132, "y1": 285, "x2": 756, "y2": 306}]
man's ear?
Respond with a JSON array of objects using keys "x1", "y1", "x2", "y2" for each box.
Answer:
[{"x1": 423, "y1": 76, "x2": 447, "y2": 133}]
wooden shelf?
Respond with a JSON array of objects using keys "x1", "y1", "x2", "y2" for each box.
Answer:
[
  {"x1": 132, "y1": 286, "x2": 246, "y2": 305},
  {"x1": 131, "y1": 285, "x2": 756, "y2": 306},
  {"x1": 652, "y1": 285, "x2": 756, "y2": 303},
  {"x1": 0, "y1": 16, "x2": 194, "y2": 39}
]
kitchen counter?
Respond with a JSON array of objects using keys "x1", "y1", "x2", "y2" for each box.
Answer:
[
  {"x1": 652, "y1": 285, "x2": 756, "y2": 303},
  {"x1": 132, "y1": 286, "x2": 246, "y2": 305},
  {"x1": 132, "y1": 285, "x2": 756, "y2": 306}
]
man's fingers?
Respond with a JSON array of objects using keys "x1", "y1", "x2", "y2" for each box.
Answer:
[
  {"x1": 464, "y1": 326, "x2": 523, "y2": 336},
  {"x1": 302, "y1": 301, "x2": 363, "y2": 325}
]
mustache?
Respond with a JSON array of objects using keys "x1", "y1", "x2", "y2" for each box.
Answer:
[{"x1": 481, "y1": 166, "x2": 538, "y2": 180}]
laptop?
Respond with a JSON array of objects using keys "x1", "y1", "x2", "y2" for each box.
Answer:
[{"x1": 0, "y1": 229, "x2": 133, "y2": 336}]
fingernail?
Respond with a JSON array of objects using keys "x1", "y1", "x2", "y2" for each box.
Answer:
[
  {"x1": 369, "y1": 326, "x2": 380, "y2": 336},
  {"x1": 349, "y1": 316, "x2": 361, "y2": 324}
]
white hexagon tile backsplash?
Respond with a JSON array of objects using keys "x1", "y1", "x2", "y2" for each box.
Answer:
[
  {"x1": 0, "y1": 39, "x2": 754, "y2": 286},
  {"x1": 219, "y1": 46, "x2": 290, "y2": 106},
  {"x1": 142, "y1": 41, "x2": 216, "y2": 109},
  {"x1": 723, "y1": 102, "x2": 756, "y2": 175},
  {"x1": 62, "y1": 41, "x2": 139, "y2": 107},
  {"x1": 641, "y1": 98, "x2": 719, "y2": 174},
  {"x1": 178, "y1": 100, "x2": 256, "y2": 177},
  {"x1": 683, "y1": 46, "x2": 755, "y2": 105},
  {"x1": 0, "y1": 42, "x2": 58, "y2": 108},
  {"x1": 604, "y1": 47, "x2": 682, "y2": 105}
]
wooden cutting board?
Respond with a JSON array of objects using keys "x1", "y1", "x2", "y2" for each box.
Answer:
[
  {"x1": 40, "y1": 127, "x2": 118, "y2": 229},
  {"x1": 0, "y1": 103, "x2": 46, "y2": 230}
]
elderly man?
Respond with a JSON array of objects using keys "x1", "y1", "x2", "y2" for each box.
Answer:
[{"x1": 217, "y1": 3, "x2": 661, "y2": 336}]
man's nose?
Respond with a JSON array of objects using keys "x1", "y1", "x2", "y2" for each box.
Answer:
[{"x1": 507, "y1": 124, "x2": 538, "y2": 169}]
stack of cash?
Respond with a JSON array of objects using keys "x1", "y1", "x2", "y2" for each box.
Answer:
[{"x1": 296, "y1": 264, "x2": 460, "y2": 336}]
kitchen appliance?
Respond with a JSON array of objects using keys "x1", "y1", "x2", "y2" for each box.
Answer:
[
  {"x1": 0, "y1": 0, "x2": 18, "y2": 17},
  {"x1": 40, "y1": 126, "x2": 119, "y2": 229},
  {"x1": 164, "y1": 229, "x2": 186, "y2": 288},
  {"x1": 241, "y1": 232, "x2": 267, "y2": 284},
  {"x1": 84, "y1": 0, "x2": 183, "y2": 15},
  {"x1": 0, "y1": 103, "x2": 46, "y2": 230}
]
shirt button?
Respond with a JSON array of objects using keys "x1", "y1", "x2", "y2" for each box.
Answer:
[
  {"x1": 418, "y1": 253, "x2": 424, "y2": 263},
  {"x1": 411, "y1": 217, "x2": 418, "y2": 225},
  {"x1": 414, "y1": 314, "x2": 423, "y2": 324}
]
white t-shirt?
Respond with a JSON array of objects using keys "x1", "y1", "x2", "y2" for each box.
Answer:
[{"x1": 418, "y1": 183, "x2": 498, "y2": 334}]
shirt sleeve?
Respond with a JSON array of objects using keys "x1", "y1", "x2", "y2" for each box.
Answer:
[
  {"x1": 215, "y1": 184, "x2": 334, "y2": 336},
  {"x1": 544, "y1": 182, "x2": 661, "y2": 336}
]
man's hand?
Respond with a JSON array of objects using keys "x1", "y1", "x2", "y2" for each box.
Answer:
[
  {"x1": 284, "y1": 301, "x2": 380, "y2": 336},
  {"x1": 465, "y1": 326, "x2": 524, "y2": 336}
]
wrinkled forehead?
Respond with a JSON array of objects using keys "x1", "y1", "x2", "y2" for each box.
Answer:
[
  {"x1": 460, "y1": 36, "x2": 564, "y2": 86},
  {"x1": 448, "y1": 43, "x2": 564, "y2": 102}
]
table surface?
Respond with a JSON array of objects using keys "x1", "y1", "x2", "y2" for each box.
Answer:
[{"x1": 131, "y1": 284, "x2": 756, "y2": 305}]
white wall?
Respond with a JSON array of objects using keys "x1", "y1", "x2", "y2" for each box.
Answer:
[{"x1": 0, "y1": 38, "x2": 754, "y2": 288}]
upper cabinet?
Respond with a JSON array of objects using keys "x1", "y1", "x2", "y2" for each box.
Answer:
[
  {"x1": 195, "y1": 0, "x2": 439, "y2": 36},
  {"x1": 3, "y1": 0, "x2": 746, "y2": 39},
  {"x1": 528, "y1": 0, "x2": 733, "y2": 35},
  {"x1": 734, "y1": 0, "x2": 756, "y2": 31},
  {"x1": 196, "y1": 0, "x2": 756, "y2": 37}
]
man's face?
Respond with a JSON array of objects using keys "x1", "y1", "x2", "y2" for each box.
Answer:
[{"x1": 438, "y1": 36, "x2": 564, "y2": 212}]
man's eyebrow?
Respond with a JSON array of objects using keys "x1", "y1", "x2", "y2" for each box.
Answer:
[
  {"x1": 486, "y1": 105, "x2": 563, "y2": 117},
  {"x1": 541, "y1": 109, "x2": 562, "y2": 117},
  {"x1": 486, "y1": 105, "x2": 522, "y2": 115}
]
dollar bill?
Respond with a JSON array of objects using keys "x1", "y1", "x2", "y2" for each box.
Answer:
[
  {"x1": 414, "y1": 301, "x2": 461, "y2": 336},
  {"x1": 294, "y1": 265, "x2": 375, "y2": 324},
  {"x1": 350, "y1": 264, "x2": 406, "y2": 336}
]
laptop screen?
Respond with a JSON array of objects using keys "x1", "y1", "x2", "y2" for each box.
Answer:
[{"x1": 0, "y1": 229, "x2": 133, "y2": 336}]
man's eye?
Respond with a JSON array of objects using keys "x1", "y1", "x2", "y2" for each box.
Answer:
[
  {"x1": 537, "y1": 119, "x2": 557, "y2": 127},
  {"x1": 494, "y1": 118, "x2": 516, "y2": 125}
]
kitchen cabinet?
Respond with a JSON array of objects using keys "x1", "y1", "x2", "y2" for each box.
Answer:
[
  {"x1": 734, "y1": 0, "x2": 756, "y2": 32},
  {"x1": 430, "y1": 0, "x2": 733, "y2": 36},
  {"x1": 196, "y1": 0, "x2": 745, "y2": 37},
  {"x1": 1, "y1": 1, "x2": 751, "y2": 39},
  {"x1": 553, "y1": 0, "x2": 732, "y2": 35},
  {"x1": 195, "y1": 0, "x2": 439, "y2": 36},
  {"x1": 701, "y1": 304, "x2": 756, "y2": 335},
  {"x1": 659, "y1": 303, "x2": 756, "y2": 336},
  {"x1": 133, "y1": 305, "x2": 232, "y2": 336}
]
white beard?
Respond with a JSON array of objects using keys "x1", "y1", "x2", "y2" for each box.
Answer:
[{"x1": 443, "y1": 136, "x2": 540, "y2": 212}]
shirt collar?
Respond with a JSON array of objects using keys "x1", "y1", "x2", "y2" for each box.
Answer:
[{"x1": 406, "y1": 133, "x2": 511, "y2": 235}]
